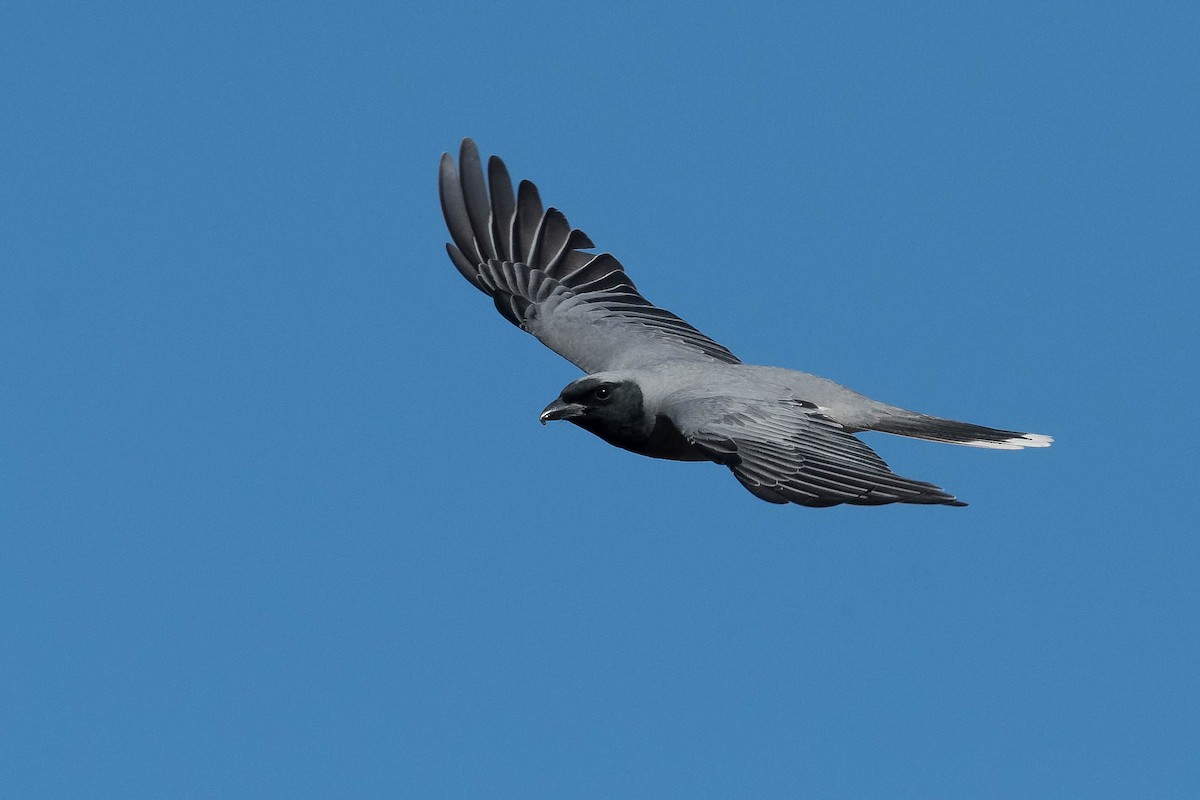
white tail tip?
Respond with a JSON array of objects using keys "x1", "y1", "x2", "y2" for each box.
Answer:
[{"x1": 963, "y1": 432, "x2": 1054, "y2": 450}]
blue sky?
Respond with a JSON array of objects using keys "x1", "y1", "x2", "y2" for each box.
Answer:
[{"x1": 3, "y1": 1, "x2": 1198, "y2": 797}]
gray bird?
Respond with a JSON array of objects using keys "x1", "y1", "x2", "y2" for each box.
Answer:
[{"x1": 439, "y1": 139, "x2": 1051, "y2": 508}]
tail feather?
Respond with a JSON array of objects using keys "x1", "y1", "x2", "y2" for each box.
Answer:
[{"x1": 873, "y1": 414, "x2": 1053, "y2": 450}]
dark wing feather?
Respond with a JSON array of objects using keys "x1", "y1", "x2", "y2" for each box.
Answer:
[
  {"x1": 487, "y1": 156, "x2": 517, "y2": 261},
  {"x1": 457, "y1": 141, "x2": 495, "y2": 260},
  {"x1": 438, "y1": 139, "x2": 740, "y2": 373},
  {"x1": 671, "y1": 396, "x2": 967, "y2": 508}
]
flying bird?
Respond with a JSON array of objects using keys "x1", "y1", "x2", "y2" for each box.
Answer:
[{"x1": 438, "y1": 139, "x2": 1051, "y2": 508}]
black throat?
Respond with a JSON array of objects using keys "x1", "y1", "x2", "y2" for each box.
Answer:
[
  {"x1": 571, "y1": 381, "x2": 649, "y2": 451},
  {"x1": 570, "y1": 382, "x2": 705, "y2": 462}
]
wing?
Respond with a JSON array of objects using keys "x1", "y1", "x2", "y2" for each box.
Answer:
[
  {"x1": 439, "y1": 139, "x2": 740, "y2": 373},
  {"x1": 670, "y1": 395, "x2": 968, "y2": 508}
]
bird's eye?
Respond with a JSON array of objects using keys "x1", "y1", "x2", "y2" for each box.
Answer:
[{"x1": 594, "y1": 385, "x2": 612, "y2": 400}]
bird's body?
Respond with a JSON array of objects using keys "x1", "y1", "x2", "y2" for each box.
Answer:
[
  {"x1": 549, "y1": 362, "x2": 877, "y2": 452},
  {"x1": 439, "y1": 139, "x2": 1051, "y2": 508}
]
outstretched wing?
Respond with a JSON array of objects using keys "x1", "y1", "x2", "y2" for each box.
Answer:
[
  {"x1": 670, "y1": 395, "x2": 967, "y2": 508},
  {"x1": 439, "y1": 139, "x2": 740, "y2": 373}
]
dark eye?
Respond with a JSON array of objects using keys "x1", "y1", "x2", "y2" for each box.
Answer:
[{"x1": 594, "y1": 385, "x2": 612, "y2": 400}]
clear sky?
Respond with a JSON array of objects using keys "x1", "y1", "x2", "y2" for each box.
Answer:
[{"x1": 4, "y1": 1, "x2": 1198, "y2": 797}]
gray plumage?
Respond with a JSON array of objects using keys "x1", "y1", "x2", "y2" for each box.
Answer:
[{"x1": 439, "y1": 139, "x2": 1051, "y2": 508}]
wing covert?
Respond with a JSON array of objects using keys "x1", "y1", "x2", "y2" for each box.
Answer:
[{"x1": 670, "y1": 395, "x2": 967, "y2": 508}]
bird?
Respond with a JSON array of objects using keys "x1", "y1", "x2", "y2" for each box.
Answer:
[{"x1": 438, "y1": 139, "x2": 1051, "y2": 508}]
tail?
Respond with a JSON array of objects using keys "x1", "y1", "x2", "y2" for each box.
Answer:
[{"x1": 872, "y1": 412, "x2": 1053, "y2": 451}]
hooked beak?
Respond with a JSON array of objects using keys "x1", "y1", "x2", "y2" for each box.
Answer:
[{"x1": 539, "y1": 398, "x2": 586, "y2": 425}]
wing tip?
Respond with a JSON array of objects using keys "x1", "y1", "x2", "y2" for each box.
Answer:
[{"x1": 458, "y1": 137, "x2": 480, "y2": 162}]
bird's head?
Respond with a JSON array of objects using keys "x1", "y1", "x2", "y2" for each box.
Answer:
[{"x1": 538, "y1": 374, "x2": 647, "y2": 435}]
